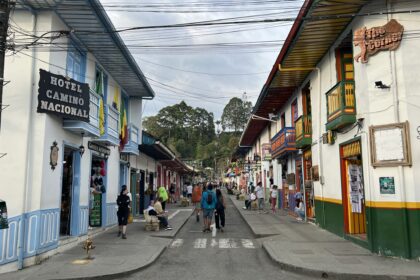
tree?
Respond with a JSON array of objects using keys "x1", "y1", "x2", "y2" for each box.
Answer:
[
  {"x1": 143, "y1": 101, "x2": 215, "y2": 159},
  {"x1": 221, "y1": 97, "x2": 253, "y2": 133}
]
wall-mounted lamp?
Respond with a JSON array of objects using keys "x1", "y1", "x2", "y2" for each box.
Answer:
[
  {"x1": 127, "y1": 162, "x2": 130, "y2": 168},
  {"x1": 375, "y1": 81, "x2": 390, "y2": 89},
  {"x1": 104, "y1": 153, "x2": 109, "y2": 160},
  {"x1": 79, "y1": 145, "x2": 85, "y2": 157}
]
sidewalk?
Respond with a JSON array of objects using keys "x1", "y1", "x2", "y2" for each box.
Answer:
[
  {"x1": 229, "y1": 195, "x2": 420, "y2": 280},
  {"x1": 3, "y1": 204, "x2": 193, "y2": 280}
]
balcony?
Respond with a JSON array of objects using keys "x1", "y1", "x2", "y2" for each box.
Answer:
[
  {"x1": 94, "y1": 104, "x2": 120, "y2": 146},
  {"x1": 122, "y1": 124, "x2": 140, "y2": 155},
  {"x1": 326, "y1": 80, "x2": 356, "y2": 131},
  {"x1": 295, "y1": 115, "x2": 312, "y2": 148},
  {"x1": 270, "y1": 127, "x2": 296, "y2": 158},
  {"x1": 63, "y1": 89, "x2": 101, "y2": 137}
]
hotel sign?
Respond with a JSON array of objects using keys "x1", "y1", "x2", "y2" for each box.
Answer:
[
  {"x1": 37, "y1": 69, "x2": 90, "y2": 122},
  {"x1": 354, "y1": 19, "x2": 404, "y2": 63}
]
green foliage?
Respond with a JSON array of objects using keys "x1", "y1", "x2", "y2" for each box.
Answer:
[{"x1": 221, "y1": 97, "x2": 253, "y2": 132}]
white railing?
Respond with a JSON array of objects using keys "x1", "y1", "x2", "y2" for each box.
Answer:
[
  {"x1": 89, "y1": 89, "x2": 101, "y2": 128},
  {"x1": 107, "y1": 105, "x2": 120, "y2": 139},
  {"x1": 130, "y1": 124, "x2": 139, "y2": 145}
]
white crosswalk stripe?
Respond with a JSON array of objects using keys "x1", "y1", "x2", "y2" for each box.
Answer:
[
  {"x1": 193, "y1": 238, "x2": 207, "y2": 248},
  {"x1": 169, "y1": 239, "x2": 184, "y2": 248},
  {"x1": 169, "y1": 238, "x2": 256, "y2": 249}
]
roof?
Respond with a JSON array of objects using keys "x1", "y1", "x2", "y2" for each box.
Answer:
[
  {"x1": 240, "y1": 0, "x2": 369, "y2": 146},
  {"x1": 18, "y1": 0, "x2": 154, "y2": 98}
]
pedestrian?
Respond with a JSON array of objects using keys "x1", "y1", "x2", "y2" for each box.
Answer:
[
  {"x1": 255, "y1": 181, "x2": 265, "y2": 213},
  {"x1": 157, "y1": 185, "x2": 168, "y2": 211},
  {"x1": 182, "y1": 183, "x2": 188, "y2": 198},
  {"x1": 294, "y1": 197, "x2": 305, "y2": 221},
  {"x1": 153, "y1": 197, "x2": 173, "y2": 230},
  {"x1": 187, "y1": 182, "x2": 193, "y2": 201},
  {"x1": 116, "y1": 185, "x2": 130, "y2": 239},
  {"x1": 270, "y1": 185, "x2": 278, "y2": 213},
  {"x1": 201, "y1": 183, "x2": 217, "y2": 232},
  {"x1": 169, "y1": 183, "x2": 176, "y2": 204},
  {"x1": 192, "y1": 184, "x2": 202, "y2": 222},
  {"x1": 215, "y1": 189, "x2": 226, "y2": 232}
]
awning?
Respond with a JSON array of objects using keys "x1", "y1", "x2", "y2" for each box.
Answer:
[{"x1": 240, "y1": 0, "x2": 369, "y2": 146}]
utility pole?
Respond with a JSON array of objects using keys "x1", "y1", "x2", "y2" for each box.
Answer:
[{"x1": 0, "y1": 0, "x2": 13, "y2": 131}]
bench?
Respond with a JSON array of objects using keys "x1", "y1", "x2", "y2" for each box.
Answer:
[{"x1": 143, "y1": 210, "x2": 160, "y2": 231}]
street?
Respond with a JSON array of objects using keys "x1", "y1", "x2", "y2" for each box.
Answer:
[{"x1": 124, "y1": 195, "x2": 314, "y2": 280}]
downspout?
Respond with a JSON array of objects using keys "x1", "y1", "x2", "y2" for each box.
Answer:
[
  {"x1": 18, "y1": 9, "x2": 38, "y2": 270},
  {"x1": 387, "y1": 0, "x2": 410, "y2": 257}
]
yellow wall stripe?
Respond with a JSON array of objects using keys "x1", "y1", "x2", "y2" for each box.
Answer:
[
  {"x1": 315, "y1": 196, "x2": 342, "y2": 205},
  {"x1": 366, "y1": 201, "x2": 420, "y2": 209}
]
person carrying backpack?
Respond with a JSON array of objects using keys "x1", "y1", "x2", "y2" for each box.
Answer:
[
  {"x1": 117, "y1": 185, "x2": 131, "y2": 239},
  {"x1": 201, "y1": 183, "x2": 217, "y2": 233}
]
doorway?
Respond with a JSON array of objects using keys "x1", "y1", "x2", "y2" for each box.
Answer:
[
  {"x1": 303, "y1": 149, "x2": 315, "y2": 220},
  {"x1": 131, "y1": 170, "x2": 140, "y2": 216},
  {"x1": 90, "y1": 156, "x2": 107, "y2": 227},
  {"x1": 60, "y1": 147, "x2": 74, "y2": 236},
  {"x1": 340, "y1": 140, "x2": 366, "y2": 239}
]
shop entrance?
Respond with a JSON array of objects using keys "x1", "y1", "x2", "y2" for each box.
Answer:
[
  {"x1": 340, "y1": 140, "x2": 367, "y2": 239},
  {"x1": 60, "y1": 147, "x2": 81, "y2": 236},
  {"x1": 90, "y1": 156, "x2": 107, "y2": 227},
  {"x1": 303, "y1": 150, "x2": 315, "y2": 220},
  {"x1": 131, "y1": 170, "x2": 140, "y2": 216}
]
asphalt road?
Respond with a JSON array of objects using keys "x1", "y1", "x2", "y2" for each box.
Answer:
[{"x1": 123, "y1": 194, "x2": 315, "y2": 280}]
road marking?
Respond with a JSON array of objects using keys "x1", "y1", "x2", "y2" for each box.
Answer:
[
  {"x1": 169, "y1": 239, "x2": 184, "y2": 248},
  {"x1": 193, "y1": 238, "x2": 207, "y2": 248},
  {"x1": 241, "y1": 239, "x2": 255, "y2": 249},
  {"x1": 210, "y1": 239, "x2": 218, "y2": 248},
  {"x1": 168, "y1": 210, "x2": 180, "y2": 220},
  {"x1": 219, "y1": 238, "x2": 238, "y2": 249}
]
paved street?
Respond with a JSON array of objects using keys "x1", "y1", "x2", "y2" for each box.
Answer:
[{"x1": 123, "y1": 196, "x2": 314, "y2": 280}]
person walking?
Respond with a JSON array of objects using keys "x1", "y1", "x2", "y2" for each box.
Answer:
[
  {"x1": 215, "y1": 189, "x2": 226, "y2": 232},
  {"x1": 116, "y1": 185, "x2": 130, "y2": 239},
  {"x1": 201, "y1": 183, "x2": 217, "y2": 233},
  {"x1": 187, "y1": 183, "x2": 193, "y2": 201},
  {"x1": 255, "y1": 182, "x2": 265, "y2": 213},
  {"x1": 270, "y1": 185, "x2": 278, "y2": 213},
  {"x1": 192, "y1": 184, "x2": 202, "y2": 222},
  {"x1": 157, "y1": 185, "x2": 168, "y2": 211}
]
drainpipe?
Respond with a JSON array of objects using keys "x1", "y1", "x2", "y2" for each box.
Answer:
[
  {"x1": 387, "y1": 0, "x2": 410, "y2": 257},
  {"x1": 18, "y1": 9, "x2": 38, "y2": 270}
]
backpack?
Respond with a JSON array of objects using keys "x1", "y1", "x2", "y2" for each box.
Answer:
[{"x1": 206, "y1": 191, "x2": 213, "y2": 204}]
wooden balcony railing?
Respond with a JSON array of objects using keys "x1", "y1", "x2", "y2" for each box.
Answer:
[
  {"x1": 326, "y1": 80, "x2": 356, "y2": 130},
  {"x1": 270, "y1": 127, "x2": 296, "y2": 158},
  {"x1": 295, "y1": 115, "x2": 312, "y2": 148}
]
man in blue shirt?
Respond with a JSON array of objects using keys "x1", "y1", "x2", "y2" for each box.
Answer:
[{"x1": 201, "y1": 183, "x2": 217, "y2": 233}]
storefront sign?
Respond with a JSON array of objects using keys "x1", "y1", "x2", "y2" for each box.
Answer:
[
  {"x1": 379, "y1": 177, "x2": 395, "y2": 194},
  {"x1": 0, "y1": 200, "x2": 8, "y2": 230},
  {"x1": 88, "y1": 141, "x2": 110, "y2": 156},
  {"x1": 262, "y1": 144, "x2": 272, "y2": 161},
  {"x1": 354, "y1": 19, "x2": 404, "y2": 63},
  {"x1": 37, "y1": 69, "x2": 90, "y2": 121}
]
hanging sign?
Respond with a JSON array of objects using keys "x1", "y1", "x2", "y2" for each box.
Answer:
[
  {"x1": 88, "y1": 141, "x2": 110, "y2": 156},
  {"x1": 37, "y1": 69, "x2": 90, "y2": 121},
  {"x1": 262, "y1": 144, "x2": 272, "y2": 161},
  {"x1": 354, "y1": 19, "x2": 404, "y2": 63}
]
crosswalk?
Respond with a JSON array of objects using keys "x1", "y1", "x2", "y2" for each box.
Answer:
[{"x1": 169, "y1": 238, "x2": 256, "y2": 249}]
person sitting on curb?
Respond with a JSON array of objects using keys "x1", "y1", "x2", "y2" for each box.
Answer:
[{"x1": 153, "y1": 197, "x2": 173, "y2": 230}]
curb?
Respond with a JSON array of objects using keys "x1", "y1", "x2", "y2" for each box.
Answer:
[
  {"x1": 262, "y1": 242, "x2": 419, "y2": 280},
  {"x1": 45, "y1": 209, "x2": 194, "y2": 280}
]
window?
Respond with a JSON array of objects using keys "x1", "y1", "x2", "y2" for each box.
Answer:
[
  {"x1": 95, "y1": 67, "x2": 107, "y2": 97},
  {"x1": 291, "y1": 99, "x2": 298, "y2": 126},
  {"x1": 281, "y1": 113, "x2": 286, "y2": 129},
  {"x1": 66, "y1": 43, "x2": 86, "y2": 82},
  {"x1": 336, "y1": 48, "x2": 354, "y2": 81}
]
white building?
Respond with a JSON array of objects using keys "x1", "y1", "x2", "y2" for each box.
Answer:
[
  {"x1": 239, "y1": 0, "x2": 420, "y2": 259},
  {"x1": 0, "y1": 0, "x2": 155, "y2": 272}
]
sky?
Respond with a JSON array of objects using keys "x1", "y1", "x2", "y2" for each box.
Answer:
[{"x1": 100, "y1": 0, "x2": 304, "y2": 121}]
